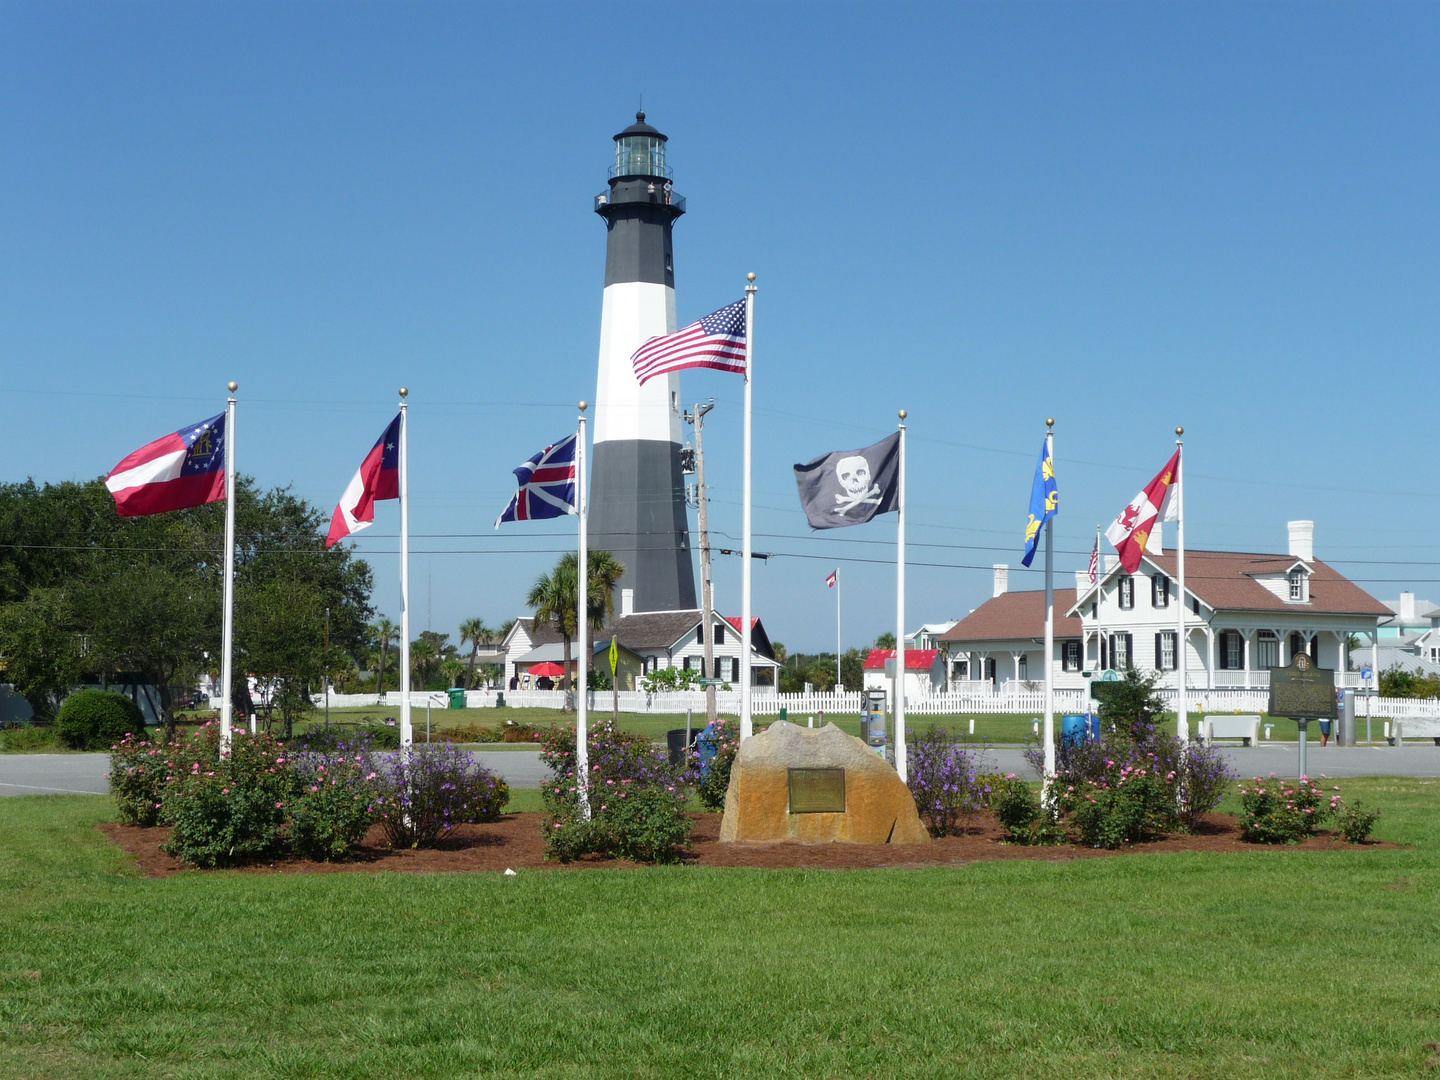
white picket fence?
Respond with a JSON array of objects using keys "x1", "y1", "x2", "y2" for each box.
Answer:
[{"x1": 314, "y1": 686, "x2": 1440, "y2": 725}]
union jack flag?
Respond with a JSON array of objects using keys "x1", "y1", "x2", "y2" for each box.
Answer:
[
  {"x1": 630, "y1": 299, "x2": 746, "y2": 386},
  {"x1": 494, "y1": 432, "x2": 578, "y2": 527}
]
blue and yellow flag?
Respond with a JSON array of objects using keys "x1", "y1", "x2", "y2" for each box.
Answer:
[{"x1": 1021, "y1": 434, "x2": 1057, "y2": 568}]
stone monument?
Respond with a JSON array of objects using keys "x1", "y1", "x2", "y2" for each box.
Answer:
[{"x1": 719, "y1": 721, "x2": 930, "y2": 844}]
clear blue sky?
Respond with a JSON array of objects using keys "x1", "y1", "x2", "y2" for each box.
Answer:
[{"x1": 3, "y1": 3, "x2": 1437, "y2": 652}]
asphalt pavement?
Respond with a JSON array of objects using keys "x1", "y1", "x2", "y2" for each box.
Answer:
[{"x1": 3, "y1": 742, "x2": 1438, "y2": 798}]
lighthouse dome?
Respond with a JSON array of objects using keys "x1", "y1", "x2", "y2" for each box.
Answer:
[{"x1": 612, "y1": 111, "x2": 670, "y2": 179}]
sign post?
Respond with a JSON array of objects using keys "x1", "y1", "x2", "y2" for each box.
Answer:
[
  {"x1": 1268, "y1": 653, "x2": 1336, "y2": 779},
  {"x1": 609, "y1": 635, "x2": 619, "y2": 726},
  {"x1": 1361, "y1": 666, "x2": 1374, "y2": 745}
]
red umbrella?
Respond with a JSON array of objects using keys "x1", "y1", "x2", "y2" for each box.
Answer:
[{"x1": 528, "y1": 661, "x2": 566, "y2": 677}]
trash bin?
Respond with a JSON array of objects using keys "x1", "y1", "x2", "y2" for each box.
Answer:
[
  {"x1": 1061, "y1": 714, "x2": 1088, "y2": 747},
  {"x1": 495, "y1": 692, "x2": 505, "y2": 709},
  {"x1": 666, "y1": 728, "x2": 696, "y2": 767},
  {"x1": 447, "y1": 688, "x2": 466, "y2": 710}
]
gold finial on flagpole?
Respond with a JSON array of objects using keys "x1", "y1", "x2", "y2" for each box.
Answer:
[
  {"x1": 579, "y1": 401, "x2": 588, "y2": 412},
  {"x1": 898, "y1": 409, "x2": 907, "y2": 420},
  {"x1": 227, "y1": 382, "x2": 237, "y2": 393},
  {"x1": 1176, "y1": 426, "x2": 1183, "y2": 437},
  {"x1": 747, "y1": 272, "x2": 756, "y2": 283},
  {"x1": 1047, "y1": 417, "x2": 1054, "y2": 429}
]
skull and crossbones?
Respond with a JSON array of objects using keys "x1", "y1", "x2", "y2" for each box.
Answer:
[{"x1": 833, "y1": 455, "x2": 882, "y2": 516}]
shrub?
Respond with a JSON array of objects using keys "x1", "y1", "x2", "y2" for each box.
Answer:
[
  {"x1": 0, "y1": 724, "x2": 61, "y2": 753},
  {"x1": 160, "y1": 733, "x2": 299, "y2": 868},
  {"x1": 690, "y1": 718, "x2": 739, "y2": 811},
  {"x1": 371, "y1": 743, "x2": 508, "y2": 849},
  {"x1": 1238, "y1": 776, "x2": 1338, "y2": 844},
  {"x1": 358, "y1": 722, "x2": 401, "y2": 750},
  {"x1": 973, "y1": 772, "x2": 1010, "y2": 808},
  {"x1": 290, "y1": 750, "x2": 382, "y2": 860},
  {"x1": 990, "y1": 776, "x2": 1063, "y2": 844},
  {"x1": 57, "y1": 689, "x2": 144, "y2": 751},
  {"x1": 1339, "y1": 799, "x2": 1380, "y2": 843},
  {"x1": 540, "y1": 721, "x2": 692, "y2": 864},
  {"x1": 907, "y1": 727, "x2": 984, "y2": 837},
  {"x1": 1062, "y1": 769, "x2": 1175, "y2": 849}
]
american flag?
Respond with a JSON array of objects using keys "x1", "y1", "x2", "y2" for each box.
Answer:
[
  {"x1": 494, "y1": 433, "x2": 578, "y2": 527},
  {"x1": 1087, "y1": 538, "x2": 1099, "y2": 585},
  {"x1": 630, "y1": 299, "x2": 746, "y2": 386}
]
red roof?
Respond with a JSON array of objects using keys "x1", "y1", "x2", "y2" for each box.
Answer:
[
  {"x1": 724, "y1": 616, "x2": 759, "y2": 633},
  {"x1": 863, "y1": 648, "x2": 939, "y2": 671}
]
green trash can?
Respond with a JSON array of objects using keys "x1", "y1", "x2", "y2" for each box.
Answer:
[{"x1": 447, "y1": 688, "x2": 466, "y2": 710}]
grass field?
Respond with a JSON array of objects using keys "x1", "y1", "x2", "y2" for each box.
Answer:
[{"x1": 3, "y1": 781, "x2": 1439, "y2": 1078}]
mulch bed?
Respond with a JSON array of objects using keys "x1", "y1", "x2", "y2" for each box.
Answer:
[{"x1": 96, "y1": 811, "x2": 1395, "y2": 878}]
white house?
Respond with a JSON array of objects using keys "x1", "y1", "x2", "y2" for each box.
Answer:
[
  {"x1": 939, "y1": 521, "x2": 1389, "y2": 691},
  {"x1": 595, "y1": 609, "x2": 781, "y2": 686},
  {"x1": 862, "y1": 648, "x2": 946, "y2": 699}
]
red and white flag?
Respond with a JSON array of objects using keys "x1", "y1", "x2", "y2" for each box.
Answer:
[
  {"x1": 326, "y1": 415, "x2": 401, "y2": 548},
  {"x1": 105, "y1": 413, "x2": 227, "y2": 517},
  {"x1": 826, "y1": 570, "x2": 837, "y2": 589},
  {"x1": 1104, "y1": 448, "x2": 1181, "y2": 574}
]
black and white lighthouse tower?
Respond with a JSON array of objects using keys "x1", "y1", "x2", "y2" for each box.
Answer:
[{"x1": 590, "y1": 114, "x2": 696, "y2": 613}]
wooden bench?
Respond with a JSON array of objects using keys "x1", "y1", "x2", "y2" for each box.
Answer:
[
  {"x1": 1389, "y1": 719, "x2": 1440, "y2": 747},
  {"x1": 1200, "y1": 715, "x2": 1261, "y2": 747}
]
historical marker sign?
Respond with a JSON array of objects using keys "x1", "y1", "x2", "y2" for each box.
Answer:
[
  {"x1": 788, "y1": 767, "x2": 846, "y2": 814},
  {"x1": 1268, "y1": 653, "x2": 1337, "y2": 720}
]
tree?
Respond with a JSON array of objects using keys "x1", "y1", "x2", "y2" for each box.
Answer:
[
  {"x1": 772, "y1": 641, "x2": 788, "y2": 664},
  {"x1": 874, "y1": 632, "x2": 897, "y2": 649},
  {"x1": 0, "y1": 476, "x2": 373, "y2": 734},
  {"x1": 459, "y1": 617, "x2": 488, "y2": 689},
  {"x1": 441, "y1": 657, "x2": 467, "y2": 689},
  {"x1": 527, "y1": 550, "x2": 626, "y2": 703},
  {"x1": 0, "y1": 589, "x2": 84, "y2": 719},
  {"x1": 372, "y1": 618, "x2": 398, "y2": 698}
]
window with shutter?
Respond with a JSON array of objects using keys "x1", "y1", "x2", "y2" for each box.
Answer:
[
  {"x1": 1152, "y1": 575, "x2": 1169, "y2": 608},
  {"x1": 1119, "y1": 577, "x2": 1134, "y2": 610},
  {"x1": 731, "y1": 657, "x2": 739, "y2": 683},
  {"x1": 715, "y1": 623, "x2": 725, "y2": 645},
  {"x1": 1063, "y1": 641, "x2": 1080, "y2": 671},
  {"x1": 697, "y1": 626, "x2": 704, "y2": 645},
  {"x1": 683, "y1": 656, "x2": 691, "y2": 671}
]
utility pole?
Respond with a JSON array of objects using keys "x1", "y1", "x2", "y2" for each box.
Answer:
[
  {"x1": 324, "y1": 606, "x2": 330, "y2": 732},
  {"x1": 685, "y1": 400, "x2": 717, "y2": 725}
]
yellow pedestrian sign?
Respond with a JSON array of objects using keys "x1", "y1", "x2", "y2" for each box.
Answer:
[{"x1": 608, "y1": 636, "x2": 618, "y2": 675}]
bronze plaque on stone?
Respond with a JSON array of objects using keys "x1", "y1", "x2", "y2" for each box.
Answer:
[
  {"x1": 1268, "y1": 653, "x2": 1337, "y2": 720},
  {"x1": 788, "y1": 767, "x2": 846, "y2": 814}
]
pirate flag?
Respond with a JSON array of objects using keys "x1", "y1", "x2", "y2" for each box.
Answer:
[{"x1": 793, "y1": 432, "x2": 900, "y2": 530}]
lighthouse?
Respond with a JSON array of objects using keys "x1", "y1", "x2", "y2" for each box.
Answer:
[{"x1": 589, "y1": 113, "x2": 697, "y2": 613}]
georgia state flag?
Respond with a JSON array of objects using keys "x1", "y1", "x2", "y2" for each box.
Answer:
[{"x1": 1105, "y1": 448, "x2": 1181, "y2": 574}]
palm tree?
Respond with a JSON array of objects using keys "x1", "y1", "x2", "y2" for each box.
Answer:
[
  {"x1": 409, "y1": 637, "x2": 438, "y2": 690},
  {"x1": 441, "y1": 656, "x2": 467, "y2": 689},
  {"x1": 527, "y1": 559, "x2": 579, "y2": 699},
  {"x1": 584, "y1": 549, "x2": 626, "y2": 682},
  {"x1": 459, "y1": 617, "x2": 488, "y2": 689},
  {"x1": 372, "y1": 617, "x2": 399, "y2": 702}
]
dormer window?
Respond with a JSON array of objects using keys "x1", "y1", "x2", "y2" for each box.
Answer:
[
  {"x1": 1288, "y1": 568, "x2": 1309, "y2": 603},
  {"x1": 1152, "y1": 574, "x2": 1170, "y2": 609}
]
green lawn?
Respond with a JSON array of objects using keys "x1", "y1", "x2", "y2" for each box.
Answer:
[{"x1": 3, "y1": 780, "x2": 1439, "y2": 1078}]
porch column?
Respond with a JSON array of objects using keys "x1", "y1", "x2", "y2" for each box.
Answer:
[
  {"x1": 1206, "y1": 627, "x2": 1216, "y2": 690},
  {"x1": 1011, "y1": 651, "x2": 1024, "y2": 688},
  {"x1": 1242, "y1": 629, "x2": 1254, "y2": 688},
  {"x1": 1335, "y1": 631, "x2": 1348, "y2": 686}
]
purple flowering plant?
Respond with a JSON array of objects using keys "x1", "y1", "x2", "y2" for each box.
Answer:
[
  {"x1": 906, "y1": 727, "x2": 986, "y2": 837},
  {"x1": 370, "y1": 743, "x2": 509, "y2": 850}
]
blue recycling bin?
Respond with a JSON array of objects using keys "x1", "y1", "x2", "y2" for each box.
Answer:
[{"x1": 1061, "y1": 714, "x2": 1089, "y2": 747}]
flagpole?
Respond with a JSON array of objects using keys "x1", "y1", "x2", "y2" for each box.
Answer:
[
  {"x1": 836, "y1": 567, "x2": 842, "y2": 695},
  {"x1": 1175, "y1": 427, "x2": 1187, "y2": 743},
  {"x1": 1095, "y1": 523, "x2": 1104, "y2": 676},
  {"x1": 576, "y1": 403, "x2": 591, "y2": 820},
  {"x1": 219, "y1": 381, "x2": 237, "y2": 755},
  {"x1": 895, "y1": 409, "x2": 907, "y2": 783},
  {"x1": 740, "y1": 272, "x2": 756, "y2": 741},
  {"x1": 1043, "y1": 420, "x2": 1055, "y2": 782},
  {"x1": 398, "y1": 387, "x2": 412, "y2": 752}
]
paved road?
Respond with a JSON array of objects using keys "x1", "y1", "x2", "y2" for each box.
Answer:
[
  {"x1": 4, "y1": 743, "x2": 1438, "y2": 798},
  {"x1": 988, "y1": 743, "x2": 1440, "y2": 781},
  {"x1": 0, "y1": 749, "x2": 551, "y2": 796}
]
